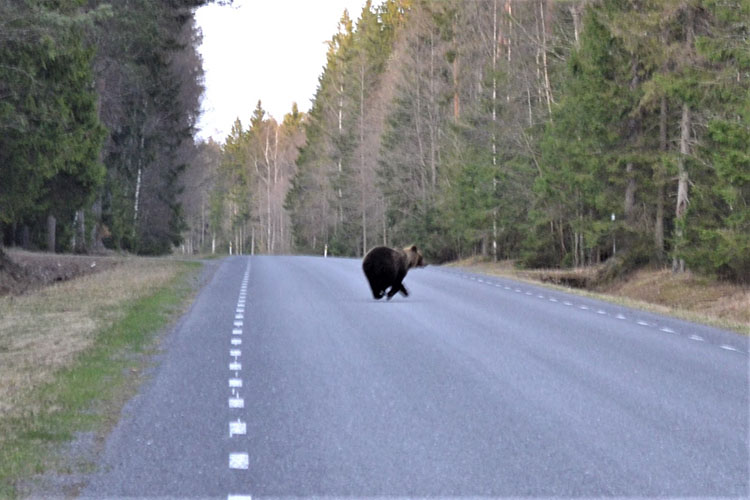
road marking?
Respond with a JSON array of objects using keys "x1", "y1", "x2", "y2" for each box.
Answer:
[
  {"x1": 235, "y1": 314, "x2": 244, "y2": 320},
  {"x1": 236, "y1": 308, "x2": 245, "y2": 313},
  {"x1": 616, "y1": 313, "x2": 626, "y2": 320},
  {"x1": 229, "y1": 453, "x2": 249, "y2": 470},
  {"x1": 637, "y1": 320, "x2": 650, "y2": 327},
  {"x1": 549, "y1": 297, "x2": 558, "y2": 302},
  {"x1": 229, "y1": 419, "x2": 246, "y2": 437},
  {"x1": 596, "y1": 310, "x2": 607, "y2": 315},
  {"x1": 504, "y1": 286, "x2": 511, "y2": 290},
  {"x1": 230, "y1": 361, "x2": 242, "y2": 371},
  {"x1": 578, "y1": 305, "x2": 589, "y2": 310},
  {"x1": 720, "y1": 345, "x2": 740, "y2": 352},
  {"x1": 689, "y1": 334, "x2": 705, "y2": 342},
  {"x1": 232, "y1": 328, "x2": 242, "y2": 335},
  {"x1": 228, "y1": 396, "x2": 244, "y2": 409},
  {"x1": 537, "y1": 295, "x2": 545, "y2": 299},
  {"x1": 234, "y1": 321, "x2": 243, "y2": 327},
  {"x1": 230, "y1": 349, "x2": 241, "y2": 357},
  {"x1": 477, "y1": 279, "x2": 485, "y2": 283},
  {"x1": 515, "y1": 289, "x2": 522, "y2": 293},
  {"x1": 563, "y1": 301, "x2": 573, "y2": 306},
  {"x1": 660, "y1": 327, "x2": 676, "y2": 334},
  {"x1": 231, "y1": 338, "x2": 242, "y2": 346},
  {"x1": 525, "y1": 291, "x2": 533, "y2": 296},
  {"x1": 228, "y1": 496, "x2": 252, "y2": 500},
  {"x1": 229, "y1": 378, "x2": 243, "y2": 388}
]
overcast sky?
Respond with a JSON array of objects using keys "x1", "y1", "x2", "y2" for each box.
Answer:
[{"x1": 194, "y1": 0, "x2": 378, "y2": 142}]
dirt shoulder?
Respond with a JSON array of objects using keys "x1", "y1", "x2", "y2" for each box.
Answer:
[
  {"x1": 449, "y1": 258, "x2": 750, "y2": 335},
  {"x1": 0, "y1": 249, "x2": 125, "y2": 296}
]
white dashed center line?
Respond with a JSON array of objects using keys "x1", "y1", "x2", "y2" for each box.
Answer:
[
  {"x1": 229, "y1": 453, "x2": 249, "y2": 470},
  {"x1": 229, "y1": 419, "x2": 246, "y2": 437}
]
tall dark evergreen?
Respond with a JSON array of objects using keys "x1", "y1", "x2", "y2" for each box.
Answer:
[
  {"x1": 0, "y1": 0, "x2": 106, "y2": 252},
  {"x1": 0, "y1": 0, "x2": 218, "y2": 257}
]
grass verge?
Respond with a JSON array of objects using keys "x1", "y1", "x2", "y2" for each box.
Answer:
[{"x1": 0, "y1": 259, "x2": 202, "y2": 498}]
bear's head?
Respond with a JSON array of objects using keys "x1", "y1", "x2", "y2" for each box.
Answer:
[{"x1": 404, "y1": 245, "x2": 426, "y2": 269}]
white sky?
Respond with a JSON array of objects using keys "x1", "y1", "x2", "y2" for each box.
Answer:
[{"x1": 194, "y1": 0, "x2": 378, "y2": 142}]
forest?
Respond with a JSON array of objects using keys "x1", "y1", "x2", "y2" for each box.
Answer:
[
  {"x1": 1, "y1": 0, "x2": 214, "y2": 257},
  {"x1": 1, "y1": 0, "x2": 748, "y2": 284}
]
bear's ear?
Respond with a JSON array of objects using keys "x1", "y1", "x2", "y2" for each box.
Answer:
[{"x1": 410, "y1": 245, "x2": 418, "y2": 252}]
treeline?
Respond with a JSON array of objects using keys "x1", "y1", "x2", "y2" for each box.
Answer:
[
  {"x1": 183, "y1": 102, "x2": 305, "y2": 255},
  {"x1": 279, "y1": 0, "x2": 748, "y2": 282},
  {"x1": 0, "y1": 0, "x2": 217, "y2": 256}
]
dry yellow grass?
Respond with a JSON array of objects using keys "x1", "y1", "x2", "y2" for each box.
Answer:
[
  {"x1": 602, "y1": 269, "x2": 750, "y2": 327},
  {"x1": 0, "y1": 259, "x2": 183, "y2": 418}
]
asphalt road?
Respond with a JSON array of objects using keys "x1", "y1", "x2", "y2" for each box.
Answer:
[{"x1": 82, "y1": 255, "x2": 749, "y2": 498}]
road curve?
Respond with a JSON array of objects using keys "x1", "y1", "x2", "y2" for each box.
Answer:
[{"x1": 82, "y1": 255, "x2": 749, "y2": 498}]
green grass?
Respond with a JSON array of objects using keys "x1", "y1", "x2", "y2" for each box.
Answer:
[{"x1": 0, "y1": 261, "x2": 201, "y2": 498}]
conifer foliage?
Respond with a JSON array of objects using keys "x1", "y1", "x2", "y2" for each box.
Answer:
[
  {"x1": 282, "y1": 0, "x2": 749, "y2": 282},
  {"x1": 0, "y1": 0, "x2": 217, "y2": 255}
]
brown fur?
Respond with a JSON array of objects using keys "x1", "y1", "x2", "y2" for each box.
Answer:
[{"x1": 362, "y1": 245, "x2": 425, "y2": 300}]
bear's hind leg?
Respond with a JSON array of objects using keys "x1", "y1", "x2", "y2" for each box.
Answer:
[{"x1": 398, "y1": 284, "x2": 409, "y2": 296}]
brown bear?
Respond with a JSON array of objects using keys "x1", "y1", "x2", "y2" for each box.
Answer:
[{"x1": 362, "y1": 245, "x2": 425, "y2": 300}]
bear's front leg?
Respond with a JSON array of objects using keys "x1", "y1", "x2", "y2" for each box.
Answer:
[{"x1": 398, "y1": 284, "x2": 409, "y2": 296}]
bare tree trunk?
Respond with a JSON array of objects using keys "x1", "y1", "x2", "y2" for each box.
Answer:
[
  {"x1": 539, "y1": 0, "x2": 553, "y2": 116},
  {"x1": 133, "y1": 134, "x2": 145, "y2": 238},
  {"x1": 429, "y1": 28, "x2": 438, "y2": 190},
  {"x1": 673, "y1": 8, "x2": 694, "y2": 273},
  {"x1": 22, "y1": 225, "x2": 30, "y2": 249},
  {"x1": 75, "y1": 209, "x2": 86, "y2": 253},
  {"x1": 360, "y1": 63, "x2": 367, "y2": 257},
  {"x1": 624, "y1": 162, "x2": 635, "y2": 219},
  {"x1": 570, "y1": 3, "x2": 581, "y2": 48},
  {"x1": 673, "y1": 102, "x2": 690, "y2": 273},
  {"x1": 655, "y1": 95, "x2": 667, "y2": 257},
  {"x1": 624, "y1": 59, "x2": 639, "y2": 223},
  {"x1": 47, "y1": 214, "x2": 56, "y2": 253},
  {"x1": 264, "y1": 133, "x2": 272, "y2": 254},
  {"x1": 452, "y1": 13, "x2": 460, "y2": 122},
  {"x1": 492, "y1": 0, "x2": 498, "y2": 262}
]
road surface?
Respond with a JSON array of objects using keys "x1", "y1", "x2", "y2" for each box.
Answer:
[{"x1": 83, "y1": 255, "x2": 749, "y2": 498}]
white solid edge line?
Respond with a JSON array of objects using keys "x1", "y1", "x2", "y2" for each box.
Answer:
[{"x1": 720, "y1": 345, "x2": 740, "y2": 352}]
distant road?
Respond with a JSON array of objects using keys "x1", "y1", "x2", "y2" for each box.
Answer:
[{"x1": 83, "y1": 255, "x2": 749, "y2": 498}]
